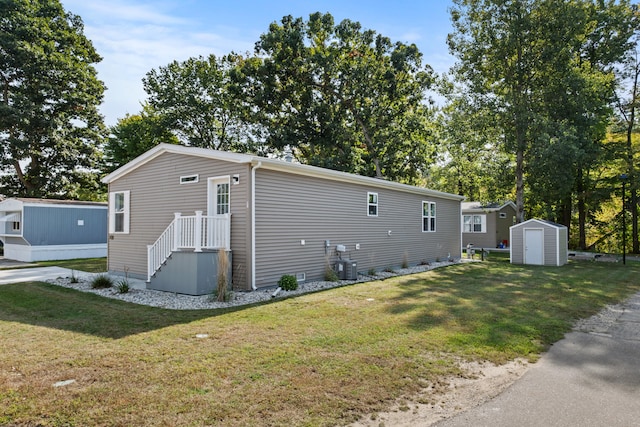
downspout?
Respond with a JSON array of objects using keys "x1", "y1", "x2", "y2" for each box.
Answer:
[{"x1": 250, "y1": 161, "x2": 262, "y2": 290}]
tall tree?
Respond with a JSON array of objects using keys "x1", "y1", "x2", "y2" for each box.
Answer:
[
  {"x1": 432, "y1": 92, "x2": 514, "y2": 202},
  {"x1": 448, "y1": 0, "x2": 537, "y2": 222},
  {"x1": 143, "y1": 54, "x2": 260, "y2": 152},
  {"x1": 614, "y1": 24, "x2": 640, "y2": 253},
  {"x1": 0, "y1": 0, "x2": 105, "y2": 198},
  {"x1": 103, "y1": 104, "x2": 180, "y2": 173},
  {"x1": 448, "y1": 0, "x2": 634, "y2": 236},
  {"x1": 249, "y1": 12, "x2": 437, "y2": 183}
]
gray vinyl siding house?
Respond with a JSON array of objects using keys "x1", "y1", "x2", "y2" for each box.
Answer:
[
  {"x1": 461, "y1": 201, "x2": 517, "y2": 249},
  {"x1": 0, "y1": 198, "x2": 107, "y2": 262},
  {"x1": 510, "y1": 219, "x2": 568, "y2": 266},
  {"x1": 102, "y1": 144, "x2": 464, "y2": 294}
]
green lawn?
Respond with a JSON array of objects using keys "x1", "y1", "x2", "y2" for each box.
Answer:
[
  {"x1": 1, "y1": 257, "x2": 638, "y2": 426},
  {"x1": 0, "y1": 257, "x2": 107, "y2": 272}
]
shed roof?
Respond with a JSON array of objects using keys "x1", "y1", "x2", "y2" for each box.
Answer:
[
  {"x1": 0, "y1": 198, "x2": 106, "y2": 211},
  {"x1": 511, "y1": 218, "x2": 567, "y2": 229},
  {"x1": 102, "y1": 144, "x2": 465, "y2": 202}
]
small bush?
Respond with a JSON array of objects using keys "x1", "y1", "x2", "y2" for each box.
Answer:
[
  {"x1": 70, "y1": 270, "x2": 79, "y2": 284},
  {"x1": 324, "y1": 266, "x2": 339, "y2": 282},
  {"x1": 278, "y1": 274, "x2": 298, "y2": 291},
  {"x1": 367, "y1": 268, "x2": 377, "y2": 276},
  {"x1": 116, "y1": 280, "x2": 130, "y2": 294},
  {"x1": 91, "y1": 274, "x2": 113, "y2": 289}
]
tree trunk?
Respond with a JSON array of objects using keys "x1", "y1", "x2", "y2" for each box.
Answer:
[
  {"x1": 515, "y1": 148, "x2": 525, "y2": 223},
  {"x1": 576, "y1": 171, "x2": 587, "y2": 250}
]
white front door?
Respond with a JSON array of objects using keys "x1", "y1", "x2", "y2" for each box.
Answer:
[
  {"x1": 524, "y1": 229, "x2": 544, "y2": 265},
  {"x1": 207, "y1": 177, "x2": 230, "y2": 216}
]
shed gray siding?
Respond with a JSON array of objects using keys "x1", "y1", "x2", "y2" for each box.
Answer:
[
  {"x1": 22, "y1": 206, "x2": 107, "y2": 246},
  {"x1": 254, "y1": 168, "x2": 461, "y2": 288},
  {"x1": 510, "y1": 220, "x2": 568, "y2": 266},
  {"x1": 107, "y1": 152, "x2": 251, "y2": 287}
]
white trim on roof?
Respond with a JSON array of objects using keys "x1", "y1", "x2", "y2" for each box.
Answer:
[
  {"x1": 511, "y1": 218, "x2": 566, "y2": 229},
  {"x1": 101, "y1": 144, "x2": 252, "y2": 184},
  {"x1": 102, "y1": 143, "x2": 465, "y2": 201}
]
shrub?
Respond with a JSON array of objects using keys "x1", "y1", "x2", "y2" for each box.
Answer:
[
  {"x1": 116, "y1": 279, "x2": 130, "y2": 294},
  {"x1": 324, "y1": 266, "x2": 339, "y2": 282},
  {"x1": 70, "y1": 270, "x2": 79, "y2": 284},
  {"x1": 367, "y1": 268, "x2": 377, "y2": 276},
  {"x1": 91, "y1": 274, "x2": 113, "y2": 289},
  {"x1": 278, "y1": 274, "x2": 298, "y2": 291}
]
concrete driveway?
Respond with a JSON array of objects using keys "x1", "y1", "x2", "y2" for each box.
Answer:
[
  {"x1": 0, "y1": 266, "x2": 97, "y2": 285},
  {"x1": 435, "y1": 292, "x2": 640, "y2": 427}
]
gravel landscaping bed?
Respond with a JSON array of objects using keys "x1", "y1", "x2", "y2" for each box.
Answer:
[{"x1": 46, "y1": 260, "x2": 459, "y2": 310}]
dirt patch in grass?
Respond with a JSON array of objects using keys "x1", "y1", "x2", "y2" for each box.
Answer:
[{"x1": 350, "y1": 358, "x2": 530, "y2": 426}]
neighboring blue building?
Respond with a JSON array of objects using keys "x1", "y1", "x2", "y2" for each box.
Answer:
[{"x1": 0, "y1": 198, "x2": 107, "y2": 262}]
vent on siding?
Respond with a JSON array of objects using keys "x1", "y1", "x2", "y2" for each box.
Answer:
[
  {"x1": 296, "y1": 272, "x2": 306, "y2": 282},
  {"x1": 180, "y1": 174, "x2": 199, "y2": 184},
  {"x1": 499, "y1": 213, "x2": 507, "y2": 218}
]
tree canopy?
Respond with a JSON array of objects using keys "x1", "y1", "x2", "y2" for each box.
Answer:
[
  {"x1": 0, "y1": 0, "x2": 106, "y2": 198},
  {"x1": 246, "y1": 12, "x2": 438, "y2": 183}
]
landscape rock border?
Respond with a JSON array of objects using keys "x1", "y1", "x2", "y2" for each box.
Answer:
[{"x1": 46, "y1": 260, "x2": 461, "y2": 310}]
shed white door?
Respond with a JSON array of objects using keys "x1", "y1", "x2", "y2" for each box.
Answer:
[{"x1": 524, "y1": 229, "x2": 544, "y2": 265}]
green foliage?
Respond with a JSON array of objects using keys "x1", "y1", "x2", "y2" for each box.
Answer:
[
  {"x1": 447, "y1": 0, "x2": 636, "y2": 248},
  {"x1": 91, "y1": 274, "x2": 113, "y2": 289},
  {"x1": 248, "y1": 12, "x2": 437, "y2": 183},
  {"x1": 277, "y1": 274, "x2": 298, "y2": 291},
  {"x1": 0, "y1": 0, "x2": 106, "y2": 198},
  {"x1": 104, "y1": 104, "x2": 180, "y2": 173},
  {"x1": 116, "y1": 280, "x2": 130, "y2": 294},
  {"x1": 143, "y1": 54, "x2": 260, "y2": 152},
  {"x1": 324, "y1": 263, "x2": 339, "y2": 282}
]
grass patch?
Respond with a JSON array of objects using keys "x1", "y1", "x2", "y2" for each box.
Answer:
[
  {"x1": 0, "y1": 257, "x2": 107, "y2": 272},
  {"x1": 0, "y1": 259, "x2": 638, "y2": 426}
]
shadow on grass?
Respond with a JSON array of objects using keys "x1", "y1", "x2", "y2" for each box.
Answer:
[
  {"x1": 0, "y1": 282, "x2": 261, "y2": 339},
  {"x1": 386, "y1": 259, "x2": 640, "y2": 357}
]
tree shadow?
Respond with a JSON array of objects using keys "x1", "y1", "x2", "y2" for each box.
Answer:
[
  {"x1": 385, "y1": 261, "x2": 640, "y2": 357},
  {"x1": 0, "y1": 282, "x2": 264, "y2": 339}
]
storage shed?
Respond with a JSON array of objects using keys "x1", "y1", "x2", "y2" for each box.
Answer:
[{"x1": 509, "y1": 219, "x2": 568, "y2": 266}]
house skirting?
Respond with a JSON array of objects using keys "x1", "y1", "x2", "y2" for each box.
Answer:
[{"x1": 3, "y1": 243, "x2": 107, "y2": 262}]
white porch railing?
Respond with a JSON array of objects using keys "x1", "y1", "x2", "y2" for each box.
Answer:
[{"x1": 147, "y1": 211, "x2": 230, "y2": 281}]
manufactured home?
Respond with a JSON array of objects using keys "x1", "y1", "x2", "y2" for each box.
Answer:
[
  {"x1": 102, "y1": 144, "x2": 464, "y2": 294},
  {"x1": 0, "y1": 198, "x2": 107, "y2": 262},
  {"x1": 510, "y1": 219, "x2": 568, "y2": 266},
  {"x1": 461, "y1": 201, "x2": 517, "y2": 250}
]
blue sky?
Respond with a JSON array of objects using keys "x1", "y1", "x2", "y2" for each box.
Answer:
[{"x1": 61, "y1": 0, "x2": 456, "y2": 126}]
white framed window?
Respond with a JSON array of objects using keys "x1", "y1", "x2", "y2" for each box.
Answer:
[
  {"x1": 109, "y1": 190, "x2": 130, "y2": 234},
  {"x1": 180, "y1": 174, "x2": 199, "y2": 184},
  {"x1": 422, "y1": 201, "x2": 436, "y2": 232},
  {"x1": 12, "y1": 221, "x2": 20, "y2": 231},
  {"x1": 367, "y1": 192, "x2": 378, "y2": 217},
  {"x1": 463, "y1": 214, "x2": 486, "y2": 233}
]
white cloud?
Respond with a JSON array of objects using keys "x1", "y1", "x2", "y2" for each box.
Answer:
[{"x1": 62, "y1": 0, "x2": 255, "y2": 125}]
